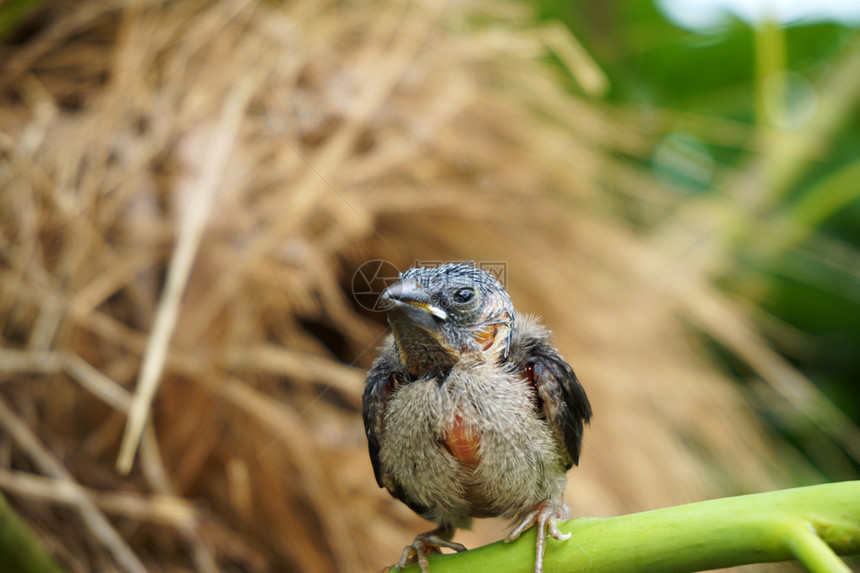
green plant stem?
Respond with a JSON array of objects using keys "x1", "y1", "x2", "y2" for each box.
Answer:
[
  {"x1": 785, "y1": 158, "x2": 860, "y2": 231},
  {"x1": 0, "y1": 492, "x2": 66, "y2": 573},
  {"x1": 746, "y1": 158, "x2": 860, "y2": 267},
  {"x1": 786, "y1": 521, "x2": 851, "y2": 573},
  {"x1": 755, "y1": 36, "x2": 860, "y2": 207},
  {"x1": 394, "y1": 481, "x2": 860, "y2": 572},
  {"x1": 754, "y1": 18, "x2": 786, "y2": 129}
]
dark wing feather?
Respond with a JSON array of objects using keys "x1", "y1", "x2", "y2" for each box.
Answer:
[
  {"x1": 508, "y1": 315, "x2": 592, "y2": 469},
  {"x1": 362, "y1": 337, "x2": 435, "y2": 517},
  {"x1": 362, "y1": 337, "x2": 400, "y2": 488}
]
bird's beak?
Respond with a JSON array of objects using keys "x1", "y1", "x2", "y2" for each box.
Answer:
[{"x1": 382, "y1": 278, "x2": 447, "y2": 330}]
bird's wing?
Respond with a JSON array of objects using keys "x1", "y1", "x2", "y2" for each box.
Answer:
[
  {"x1": 362, "y1": 338, "x2": 436, "y2": 518},
  {"x1": 508, "y1": 315, "x2": 592, "y2": 469},
  {"x1": 362, "y1": 336, "x2": 400, "y2": 488}
]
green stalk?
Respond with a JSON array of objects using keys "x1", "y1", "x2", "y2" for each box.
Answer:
[
  {"x1": 749, "y1": 158, "x2": 860, "y2": 263},
  {"x1": 754, "y1": 17, "x2": 786, "y2": 130},
  {"x1": 784, "y1": 158, "x2": 860, "y2": 234},
  {"x1": 395, "y1": 482, "x2": 860, "y2": 572}
]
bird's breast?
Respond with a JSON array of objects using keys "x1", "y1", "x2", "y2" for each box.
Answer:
[{"x1": 380, "y1": 361, "x2": 565, "y2": 522}]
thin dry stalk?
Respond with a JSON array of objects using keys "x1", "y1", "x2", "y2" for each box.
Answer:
[
  {"x1": 172, "y1": 356, "x2": 365, "y2": 573},
  {"x1": 117, "y1": 73, "x2": 264, "y2": 474},
  {"x1": 0, "y1": 467, "x2": 197, "y2": 527},
  {"x1": 0, "y1": 397, "x2": 147, "y2": 573},
  {"x1": 139, "y1": 426, "x2": 221, "y2": 573}
]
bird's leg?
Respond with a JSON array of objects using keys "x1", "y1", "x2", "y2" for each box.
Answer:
[
  {"x1": 394, "y1": 523, "x2": 466, "y2": 573},
  {"x1": 504, "y1": 500, "x2": 571, "y2": 573}
]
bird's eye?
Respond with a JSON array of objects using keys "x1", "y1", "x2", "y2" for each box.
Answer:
[{"x1": 453, "y1": 288, "x2": 475, "y2": 304}]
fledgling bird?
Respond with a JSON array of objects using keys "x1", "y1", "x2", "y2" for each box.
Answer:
[{"x1": 362, "y1": 262, "x2": 592, "y2": 573}]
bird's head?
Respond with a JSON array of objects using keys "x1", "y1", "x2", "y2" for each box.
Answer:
[{"x1": 381, "y1": 262, "x2": 515, "y2": 378}]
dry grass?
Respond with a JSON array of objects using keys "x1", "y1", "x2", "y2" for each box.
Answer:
[{"x1": 0, "y1": 0, "x2": 850, "y2": 571}]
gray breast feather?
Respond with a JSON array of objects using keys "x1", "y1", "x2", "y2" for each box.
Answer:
[{"x1": 378, "y1": 360, "x2": 566, "y2": 526}]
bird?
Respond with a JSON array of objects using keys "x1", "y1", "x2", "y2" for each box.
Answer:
[{"x1": 362, "y1": 262, "x2": 592, "y2": 573}]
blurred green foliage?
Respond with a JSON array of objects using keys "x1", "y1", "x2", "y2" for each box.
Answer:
[
  {"x1": 0, "y1": 0, "x2": 44, "y2": 41},
  {"x1": 532, "y1": 0, "x2": 860, "y2": 479}
]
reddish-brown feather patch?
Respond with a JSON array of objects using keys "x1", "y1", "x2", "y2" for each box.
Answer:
[
  {"x1": 524, "y1": 364, "x2": 535, "y2": 383},
  {"x1": 523, "y1": 364, "x2": 543, "y2": 413},
  {"x1": 442, "y1": 413, "x2": 481, "y2": 469},
  {"x1": 473, "y1": 324, "x2": 498, "y2": 350}
]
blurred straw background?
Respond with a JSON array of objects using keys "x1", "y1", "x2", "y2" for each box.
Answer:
[{"x1": 0, "y1": 0, "x2": 858, "y2": 571}]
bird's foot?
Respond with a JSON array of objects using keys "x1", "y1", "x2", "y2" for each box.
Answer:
[
  {"x1": 394, "y1": 525, "x2": 466, "y2": 573},
  {"x1": 504, "y1": 500, "x2": 570, "y2": 573}
]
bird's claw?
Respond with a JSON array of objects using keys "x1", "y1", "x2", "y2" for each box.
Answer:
[
  {"x1": 504, "y1": 500, "x2": 570, "y2": 573},
  {"x1": 394, "y1": 527, "x2": 466, "y2": 573}
]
